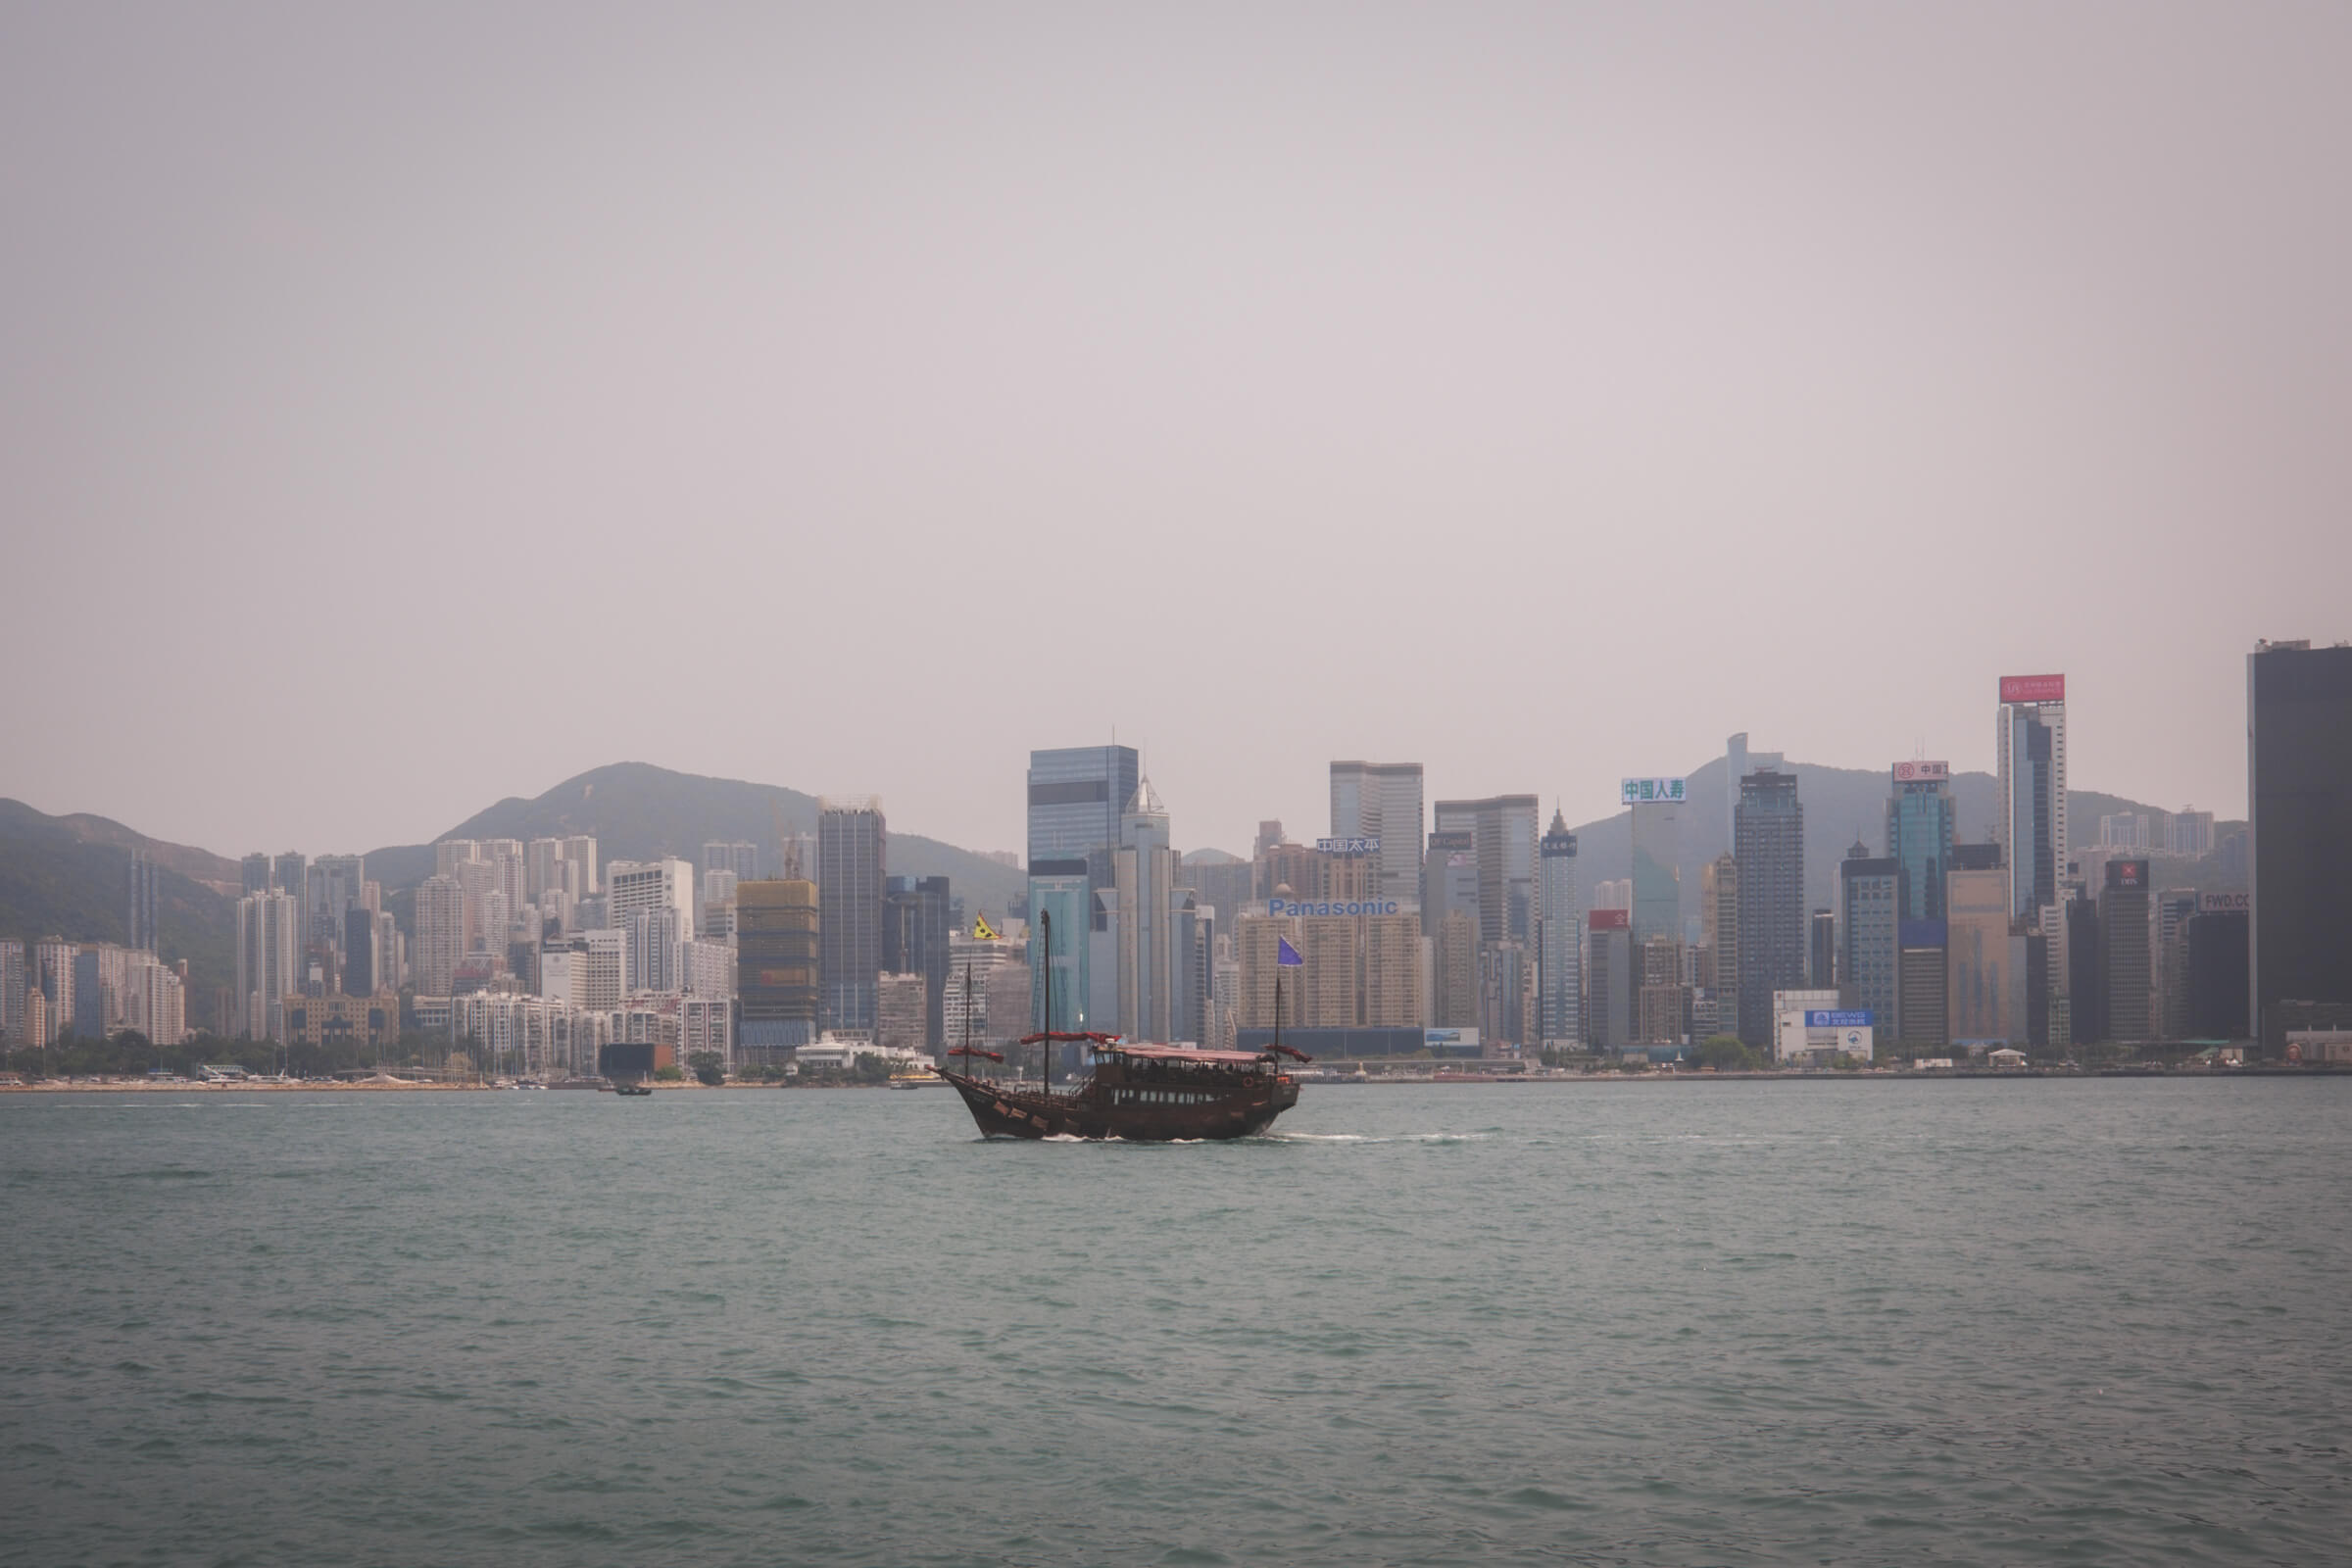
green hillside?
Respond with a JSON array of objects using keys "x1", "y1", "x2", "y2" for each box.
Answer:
[
  {"x1": 365, "y1": 761, "x2": 1027, "y2": 917},
  {"x1": 0, "y1": 800, "x2": 237, "y2": 1025}
]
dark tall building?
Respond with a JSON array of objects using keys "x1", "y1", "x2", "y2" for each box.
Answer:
[
  {"x1": 818, "y1": 799, "x2": 886, "y2": 1033},
  {"x1": 343, "y1": 906, "x2": 375, "y2": 996},
  {"x1": 2067, "y1": 896, "x2": 2106, "y2": 1046},
  {"x1": 241, "y1": 852, "x2": 273, "y2": 897},
  {"x1": 738, "y1": 880, "x2": 819, "y2": 1054},
  {"x1": 273, "y1": 852, "x2": 306, "y2": 898},
  {"x1": 1734, "y1": 770, "x2": 1804, "y2": 1050},
  {"x1": 883, "y1": 874, "x2": 952, "y2": 1050},
  {"x1": 127, "y1": 850, "x2": 160, "y2": 955},
  {"x1": 1897, "y1": 922, "x2": 1949, "y2": 1049},
  {"x1": 1808, "y1": 909, "x2": 1836, "y2": 991},
  {"x1": 2248, "y1": 640, "x2": 2352, "y2": 1051},
  {"x1": 1586, "y1": 908, "x2": 1632, "y2": 1053},
  {"x1": 2186, "y1": 903, "x2": 2251, "y2": 1039},
  {"x1": 2102, "y1": 858, "x2": 2152, "y2": 1043}
]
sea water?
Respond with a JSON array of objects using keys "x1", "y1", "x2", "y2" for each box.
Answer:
[{"x1": 4, "y1": 1079, "x2": 2348, "y2": 1565}]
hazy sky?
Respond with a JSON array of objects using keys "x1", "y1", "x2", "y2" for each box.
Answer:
[{"x1": 6, "y1": 3, "x2": 2348, "y2": 860}]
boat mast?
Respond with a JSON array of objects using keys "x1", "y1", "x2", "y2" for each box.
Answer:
[
  {"x1": 1040, "y1": 908, "x2": 1053, "y2": 1091},
  {"x1": 961, "y1": 959, "x2": 973, "y2": 1077}
]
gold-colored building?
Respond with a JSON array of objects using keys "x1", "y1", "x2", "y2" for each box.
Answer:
[{"x1": 281, "y1": 992, "x2": 404, "y2": 1051}]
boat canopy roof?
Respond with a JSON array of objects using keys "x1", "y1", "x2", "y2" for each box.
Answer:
[{"x1": 1102, "y1": 1044, "x2": 1269, "y2": 1066}]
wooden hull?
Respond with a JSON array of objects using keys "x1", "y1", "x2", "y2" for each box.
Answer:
[{"x1": 939, "y1": 1070, "x2": 1298, "y2": 1142}]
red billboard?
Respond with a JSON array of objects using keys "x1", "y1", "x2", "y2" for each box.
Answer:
[
  {"x1": 1589, "y1": 907, "x2": 1631, "y2": 931},
  {"x1": 1892, "y1": 760, "x2": 1950, "y2": 782},
  {"x1": 1999, "y1": 673, "x2": 2066, "y2": 705}
]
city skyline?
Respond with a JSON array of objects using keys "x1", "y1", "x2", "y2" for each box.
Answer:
[{"x1": 6, "y1": 7, "x2": 2349, "y2": 859}]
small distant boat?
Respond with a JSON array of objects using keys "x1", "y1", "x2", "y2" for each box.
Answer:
[{"x1": 612, "y1": 1082, "x2": 655, "y2": 1097}]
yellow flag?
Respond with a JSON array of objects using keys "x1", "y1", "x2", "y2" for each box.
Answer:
[{"x1": 973, "y1": 913, "x2": 1000, "y2": 941}]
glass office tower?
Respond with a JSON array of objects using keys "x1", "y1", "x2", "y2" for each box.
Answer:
[
  {"x1": 1886, "y1": 769, "x2": 1956, "y2": 922},
  {"x1": 1024, "y1": 746, "x2": 1140, "y2": 1042}
]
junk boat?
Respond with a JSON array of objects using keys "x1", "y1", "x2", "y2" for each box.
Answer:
[{"x1": 935, "y1": 910, "x2": 1308, "y2": 1142}]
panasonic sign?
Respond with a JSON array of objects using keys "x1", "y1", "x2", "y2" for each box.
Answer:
[{"x1": 1268, "y1": 899, "x2": 1402, "y2": 918}]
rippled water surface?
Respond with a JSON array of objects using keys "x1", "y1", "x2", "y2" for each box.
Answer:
[{"x1": 5, "y1": 1079, "x2": 2348, "y2": 1565}]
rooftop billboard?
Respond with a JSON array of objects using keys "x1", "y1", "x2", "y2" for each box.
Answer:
[
  {"x1": 1589, "y1": 907, "x2": 1632, "y2": 931},
  {"x1": 1999, "y1": 673, "x2": 2066, "y2": 705},
  {"x1": 1315, "y1": 836, "x2": 1380, "y2": 856},
  {"x1": 2199, "y1": 891, "x2": 2250, "y2": 913},
  {"x1": 1891, "y1": 760, "x2": 1950, "y2": 782},
  {"x1": 1620, "y1": 777, "x2": 1687, "y2": 806}
]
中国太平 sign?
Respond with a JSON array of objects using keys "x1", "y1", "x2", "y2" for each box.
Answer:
[{"x1": 1315, "y1": 837, "x2": 1380, "y2": 856}]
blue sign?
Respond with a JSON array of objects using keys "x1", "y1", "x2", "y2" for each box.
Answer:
[
  {"x1": 1269, "y1": 899, "x2": 1401, "y2": 918},
  {"x1": 1806, "y1": 1010, "x2": 1875, "y2": 1029},
  {"x1": 1621, "y1": 776, "x2": 1687, "y2": 806}
]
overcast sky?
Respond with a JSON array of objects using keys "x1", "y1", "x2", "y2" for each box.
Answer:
[{"x1": 5, "y1": 3, "x2": 2347, "y2": 860}]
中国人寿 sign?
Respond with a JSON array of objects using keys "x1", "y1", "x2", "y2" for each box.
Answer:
[{"x1": 1621, "y1": 777, "x2": 1687, "y2": 806}]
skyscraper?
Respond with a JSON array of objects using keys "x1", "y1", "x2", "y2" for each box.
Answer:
[
  {"x1": 413, "y1": 876, "x2": 465, "y2": 999},
  {"x1": 1702, "y1": 853, "x2": 1740, "y2": 1040},
  {"x1": 1621, "y1": 777, "x2": 1685, "y2": 950},
  {"x1": 1113, "y1": 780, "x2": 1191, "y2": 1044},
  {"x1": 1809, "y1": 909, "x2": 1837, "y2": 992},
  {"x1": 1997, "y1": 674, "x2": 2071, "y2": 1051},
  {"x1": 1946, "y1": 845, "x2": 2019, "y2": 1046},
  {"x1": 2247, "y1": 640, "x2": 2352, "y2": 1051},
  {"x1": 1538, "y1": 808, "x2": 1581, "y2": 1047},
  {"x1": 1734, "y1": 770, "x2": 1804, "y2": 1051},
  {"x1": 127, "y1": 850, "x2": 160, "y2": 955},
  {"x1": 1433, "y1": 795, "x2": 1540, "y2": 947},
  {"x1": 2102, "y1": 858, "x2": 2153, "y2": 1043},
  {"x1": 704, "y1": 841, "x2": 760, "y2": 883},
  {"x1": 1995, "y1": 676, "x2": 2069, "y2": 918},
  {"x1": 1886, "y1": 761, "x2": 1956, "y2": 922},
  {"x1": 608, "y1": 858, "x2": 696, "y2": 992},
  {"x1": 1026, "y1": 745, "x2": 1139, "y2": 1038},
  {"x1": 240, "y1": 852, "x2": 273, "y2": 897},
  {"x1": 1838, "y1": 841, "x2": 1898, "y2": 1034},
  {"x1": 882, "y1": 874, "x2": 952, "y2": 1050},
  {"x1": 1585, "y1": 908, "x2": 1632, "y2": 1053},
  {"x1": 235, "y1": 891, "x2": 301, "y2": 1042},
  {"x1": 818, "y1": 798, "x2": 885, "y2": 1033},
  {"x1": 738, "y1": 879, "x2": 819, "y2": 1054},
  {"x1": 1329, "y1": 760, "x2": 1426, "y2": 906}
]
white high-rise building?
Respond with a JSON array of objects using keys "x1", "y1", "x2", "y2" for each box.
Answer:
[
  {"x1": 526, "y1": 838, "x2": 566, "y2": 902},
  {"x1": 577, "y1": 928, "x2": 628, "y2": 1009},
  {"x1": 235, "y1": 891, "x2": 301, "y2": 1041},
  {"x1": 414, "y1": 875, "x2": 466, "y2": 998},
  {"x1": 562, "y1": 836, "x2": 600, "y2": 896},
  {"x1": 608, "y1": 859, "x2": 696, "y2": 944},
  {"x1": 1329, "y1": 760, "x2": 1426, "y2": 907},
  {"x1": 1113, "y1": 779, "x2": 1186, "y2": 1044}
]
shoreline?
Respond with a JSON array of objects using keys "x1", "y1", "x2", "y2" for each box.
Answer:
[{"x1": 2, "y1": 1067, "x2": 2336, "y2": 1093}]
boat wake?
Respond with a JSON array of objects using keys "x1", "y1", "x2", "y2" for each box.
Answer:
[{"x1": 1262, "y1": 1130, "x2": 1494, "y2": 1146}]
